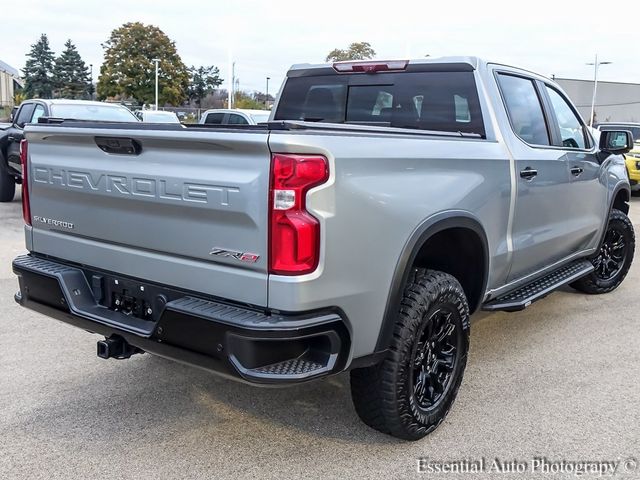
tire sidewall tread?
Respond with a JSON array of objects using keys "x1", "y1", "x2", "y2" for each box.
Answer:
[
  {"x1": 350, "y1": 269, "x2": 470, "y2": 441},
  {"x1": 571, "y1": 208, "x2": 635, "y2": 294}
]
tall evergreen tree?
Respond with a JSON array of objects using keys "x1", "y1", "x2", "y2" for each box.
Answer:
[
  {"x1": 23, "y1": 34, "x2": 56, "y2": 98},
  {"x1": 52, "y1": 40, "x2": 91, "y2": 99}
]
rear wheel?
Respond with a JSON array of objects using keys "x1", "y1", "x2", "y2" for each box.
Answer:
[
  {"x1": 350, "y1": 269, "x2": 470, "y2": 440},
  {"x1": 0, "y1": 156, "x2": 16, "y2": 202},
  {"x1": 571, "y1": 208, "x2": 634, "y2": 294}
]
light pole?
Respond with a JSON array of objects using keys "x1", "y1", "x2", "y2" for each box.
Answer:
[
  {"x1": 265, "y1": 77, "x2": 270, "y2": 108},
  {"x1": 586, "y1": 54, "x2": 612, "y2": 127},
  {"x1": 231, "y1": 62, "x2": 236, "y2": 109},
  {"x1": 153, "y1": 58, "x2": 160, "y2": 110},
  {"x1": 89, "y1": 63, "x2": 93, "y2": 100}
]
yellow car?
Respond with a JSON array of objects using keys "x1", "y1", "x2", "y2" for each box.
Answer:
[{"x1": 625, "y1": 143, "x2": 640, "y2": 191}]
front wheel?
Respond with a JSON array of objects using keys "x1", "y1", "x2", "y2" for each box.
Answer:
[
  {"x1": 571, "y1": 208, "x2": 635, "y2": 294},
  {"x1": 350, "y1": 269, "x2": 470, "y2": 440}
]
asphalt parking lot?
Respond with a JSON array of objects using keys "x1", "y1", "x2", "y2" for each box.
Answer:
[{"x1": 1, "y1": 189, "x2": 638, "y2": 480}]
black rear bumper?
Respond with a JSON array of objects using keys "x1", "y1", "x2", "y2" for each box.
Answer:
[{"x1": 13, "y1": 255, "x2": 350, "y2": 385}]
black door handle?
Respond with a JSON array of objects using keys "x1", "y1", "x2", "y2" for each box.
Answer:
[
  {"x1": 570, "y1": 166, "x2": 584, "y2": 176},
  {"x1": 520, "y1": 167, "x2": 538, "y2": 179}
]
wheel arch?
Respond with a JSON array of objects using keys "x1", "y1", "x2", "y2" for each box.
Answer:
[
  {"x1": 374, "y1": 212, "x2": 489, "y2": 352},
  {"x1": 611, "y1": 184, "x2": 630, "y2": 215}
]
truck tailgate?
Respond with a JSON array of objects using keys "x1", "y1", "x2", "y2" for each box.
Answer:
[{"x1": 25, "y1": 125, "x2": 271, "y2": 306}]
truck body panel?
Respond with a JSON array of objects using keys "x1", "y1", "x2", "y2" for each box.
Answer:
[
  {"x1": 267, "y1": 130, "x2": 511, "y2": 356},
  {"x1": 27, "y1": 126, "x2": 272, "y2": 306}
]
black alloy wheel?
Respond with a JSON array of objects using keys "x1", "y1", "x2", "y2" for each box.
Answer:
[
  {"x1": 410, "y1": 307, "x2": 461, "y2": 412},
  {"x1": 571, "y1": 208, "x2": 635, "y2": 294}
]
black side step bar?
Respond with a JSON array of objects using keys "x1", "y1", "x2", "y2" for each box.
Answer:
[{"x1": 483, "y1": 259, "x2": 594, "y2": 312}]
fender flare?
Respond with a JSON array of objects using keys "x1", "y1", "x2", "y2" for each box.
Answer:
[
  {"x1": 609, "y1": 182, "x2": 630, "y2": 215},
  {"x1": 374, "y1": 212, "x2": 489, "y2": 352},
  {"x1": 592, "y1": 183, "x2": 631, "y2": 255}
]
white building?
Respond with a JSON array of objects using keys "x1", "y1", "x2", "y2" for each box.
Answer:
[
  {"x1": 555, "y1": 77, "x2": 640, "y2": 124},
  {"x1": 0, "y1": 60, "x2": 22, "y2": 108}
]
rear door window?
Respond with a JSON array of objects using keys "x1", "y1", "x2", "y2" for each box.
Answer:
[
  {"x1": 275, "y1": 71, "x2": 485, "y2": 136},
  {"x1": 204, "y1": 112, "x2": 224, "y2": 124},
  {"x1": 228, "y1": 114, "x2": 249, "y2": 125},
  {"x1": 544, "y1": 86, "x2": 587, "y2": 149},
  {"x1": 497, "y1": 74, "x2": 550, "y2": 146}
]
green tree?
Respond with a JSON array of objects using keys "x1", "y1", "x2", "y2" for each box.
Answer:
[
  {"x1": 52, "y1": 39, "x2": 91, "y2": 99},
  {"x1": 23, "y1": 34, "x2": 56, "y2": 98},
  {"x1": 14, "y1": 90, "x2": 26, "y2": 106},
  {"x1": 187, "y1": 65, "x2": 223, "y2": 107},
  {"x1": 97, "y1": 22, "x2": 189, "y2": 106},
  {"x1": 325, "y1": 42, "x2": 376, "y2": 62},
  {"x1": 228, "y1": 91, "x2": 268, "y2": 110},
  {"x1": 252, "y1": 91, "x2": 275, "y2": 106}
]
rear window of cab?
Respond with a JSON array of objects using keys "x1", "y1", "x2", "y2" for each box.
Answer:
[{"x1": 274, "y1": 71, "x2": 485, "y2": 137}]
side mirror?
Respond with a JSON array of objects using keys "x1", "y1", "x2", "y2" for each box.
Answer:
[{"x1": 599, "y1": 130, "x2": 633, "y2": 155}]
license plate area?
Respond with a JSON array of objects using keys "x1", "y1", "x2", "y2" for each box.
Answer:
[
  {"x1": 95, "y1": 275, "x2": 172, "y2": 323},
  {"x1": 112, "y1": 289, "x2": 153, "y2": 321}
]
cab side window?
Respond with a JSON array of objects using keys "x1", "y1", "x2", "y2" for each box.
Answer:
[
  {"x1": 545, "y1": 86, "x2": 587, "y2": 149},
  {"x1": 497, "y1": 74, "x2": 550, "y2": 146},
  {"x1": 31, "y1": 104, "x2": 46, "y2": 124}
]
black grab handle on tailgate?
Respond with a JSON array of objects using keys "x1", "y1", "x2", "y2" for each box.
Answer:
[{"x1": 95, "y1": 137, "x2": 142, "y2": 155}]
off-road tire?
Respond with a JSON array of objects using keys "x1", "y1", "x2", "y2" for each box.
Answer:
[
  {"x1": 0, "y1": 154, "x2": 16, "y2": 202},
  {"x1": 571, "y1": 208, "x2": 634, "y2": 294},
  {"x1": 350, "y1": 269, "x2": 470, "y2": 440}
]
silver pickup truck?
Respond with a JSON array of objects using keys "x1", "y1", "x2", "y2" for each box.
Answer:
[{"x1": 12, "y1": 57, "x2": 635, "y2": 440}]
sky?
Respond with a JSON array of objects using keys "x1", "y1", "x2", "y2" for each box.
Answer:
[{"x1": 4, "y1": 0, "x2": 640, "y2": 96}]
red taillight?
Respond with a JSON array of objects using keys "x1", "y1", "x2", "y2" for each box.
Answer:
[
  {"x1": 20, "y1": 139, "x2": 31, "y2": 226},
  {"x1": 333, "y1": 60, "x2": 408, "y2": 73},
  {"x1": 269, "y1": 154, "x2": 329, "y2": 275}
]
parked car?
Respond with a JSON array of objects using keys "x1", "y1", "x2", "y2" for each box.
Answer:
[
  {"x1": 199, "y1": 108, "x2": 271, "y2": 125},
  {"x1": 623, "y1": 144, "x2": 640, "y2": 191},
  {"x1": 0, "y1": 100, "x2": 138, "y2": 202},
  {"x1": 597, "y1": 123, "x2": 640, "y2": 190},
  {"x1": 0, "y1": 107, "x2": 18, "y2": 129},
  {"x1": 13, "y1": 57, "x2": 634, "y2": 440},
  {"x1": 136, "y1": 110, "x2": 181, "y2": 123}
]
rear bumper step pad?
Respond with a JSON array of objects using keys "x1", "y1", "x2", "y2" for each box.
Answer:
[{"x1": 483, "y1": 259, "x2": 594, "y2": 312}]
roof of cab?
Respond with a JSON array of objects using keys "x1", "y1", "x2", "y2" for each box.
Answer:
[
  {"x1": 286, "y1": 56, "x2": 556, "y2": 84},
  {"x1": 43, "y1": 99, "x2": 126, "y2": 108},
  {"x1": 201, "y1": 108, "x2": 270, "y2": 115},
  {"x1": 288, "y1": 56, "x2": 482, "y2": 72}
]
